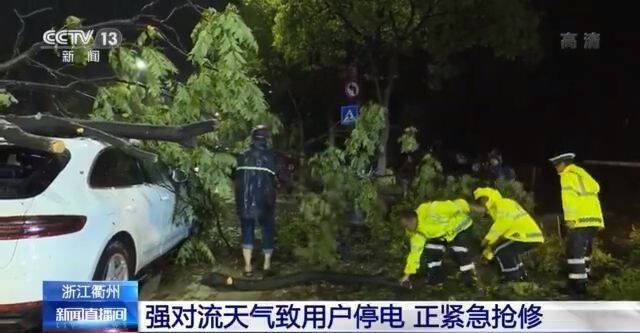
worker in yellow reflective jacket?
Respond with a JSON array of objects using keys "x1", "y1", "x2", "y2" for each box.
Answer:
[
  {"x1": 549, "y1": 153, "x2": 604, "y2": 295},
  {"x1": 473, "y1": 187, "x2": 544, "y2": 282},
  {"x1": 399, "y1": 199, "x2": 477, "y2": 288}
]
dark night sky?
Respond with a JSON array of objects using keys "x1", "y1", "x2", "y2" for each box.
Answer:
[{"x1": 1, "y1": 0, "x2": 638, "y2": 212}]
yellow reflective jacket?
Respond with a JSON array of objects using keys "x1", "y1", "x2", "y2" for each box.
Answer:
[
  {"x1": 403, "y1": 200, "x2": 473, "y2": 275},
  {"x1": 559, "y1": 164, "x2": 604, "y2": 229},
  {"x1": 476, "y1": 188, "x2": 544, "y2": 246}
]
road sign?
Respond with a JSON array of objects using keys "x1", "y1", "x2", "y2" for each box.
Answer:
[
  {"x1": 344, "y1": 81, "x2": 360, "y2": 98},
  {"x1": 340, "y1": 104, "x2": 359, "y2": 125}
]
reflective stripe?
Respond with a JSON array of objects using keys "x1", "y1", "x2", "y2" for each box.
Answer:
[
  {"x1": 494, "y1": 240, "x2": 514, "y2": 254},
  {"x1": 565, "y1": 171, "x2": 599, "y2": 197},
  {"x1": 562, "y1": 186, "x2": 597, "y2": 197},
  {"x1": 454, "y1": 218, "x2": 472, "y2": 234},
  {"x1": 459, "y1": 263, "x2": 475, "y2": 272},
  {"x1": 513, "y1": 212, "x2": 528, "y2": 220},
  {"x1": 569, "y1": 273, "x2": 588, "y2": 280},
  {"x1": 567, "y1": 258, "x2": 586, "y2": 265},
  {"x1": 502, "y1": 265, "x2": 521, "y2": 273},
  {"x1": 584, "y1": 256, "x2": 591, "y2": 262},
  {"x1": 427, "y1": 261, "x2": 442, "y2": 268},
  {"x1": 451, "y1": 246, "x2": 468, "y2": 253},
  {"x1": 236, "y1": 166, "x2": 276, "y2": 175},
  {"x1": 425, "y1": 244, "x2": 446, "y2": 251},
  {"x1": 578, "y1": 217, "x2": 603, "y2": 223},
  {"x1": 428, "y1": 213, "x2": 449, "y2": 224},
  {"x1": 526, "y1": 232, "x2": 542, "y2": 238}
]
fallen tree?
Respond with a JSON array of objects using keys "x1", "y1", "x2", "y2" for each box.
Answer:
[
  {"x1": 0, "y1": 113, "x2": 216, "y2": 161},
  {"x1": 201, "y1": 271, "x2": 404, "y2": 291}
]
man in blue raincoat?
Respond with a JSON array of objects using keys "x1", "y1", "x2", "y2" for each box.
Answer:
[{"x1": 234, "y1": 125, "x2": 277, "y2": 276}]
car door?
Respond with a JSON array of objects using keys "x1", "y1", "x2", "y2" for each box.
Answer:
[
  {"x1": 139, "y1": 160, "x2": 186, "y2": 253},
  {"x1": 89, "y1": 149, "x2": 163, "y2": 266}
]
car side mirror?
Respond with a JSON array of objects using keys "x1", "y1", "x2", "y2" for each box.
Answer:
[{"x1": 171, "y1": 169, "x2": 188, "y2": 183}]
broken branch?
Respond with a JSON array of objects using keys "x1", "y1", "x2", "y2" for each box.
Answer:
[
  {"x1": 0, "y1": 119, "x2": 65, "y2": 153},
  {"x1": 3, "y1": 114, "x2": 217, "y2": 148}
]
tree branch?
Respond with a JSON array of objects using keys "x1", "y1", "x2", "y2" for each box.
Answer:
[
  {"x1": 322, "y1": 0, "x2": 367, "y2": 40},
  {"x1": 0, "y1": 42, "x2": 44, "y2": 73},
  {"x1": 400, "y1": 0, "x2": 447, "y2": 41},
  {"x1": 3, "y1": 114, "x2": 217, "y2": 148},
  {"x1": 0, "y1": 77, "x2": 117, "y2": 92},
  {"x1": 0, "y1": 119, "x2": 66, "y2": 154},
  {"x1": 13, "y1": 7, "x2": 53, "y2": 58}
]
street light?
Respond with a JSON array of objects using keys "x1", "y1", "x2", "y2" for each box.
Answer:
[{"x1": 134, "y1": 58, "x2": 147, "y2": 71}]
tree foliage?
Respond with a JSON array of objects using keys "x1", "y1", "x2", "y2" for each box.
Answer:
[
  {"x1": 270, "y1": 0, "x2": 541, "y2": 67},
  {"x1": 0, "y1": 89, "x2": 18, "y2": 110},
  {"x1": 88, "y1": 5, "x2": 280, "y2": 264},
  {"x1": 398, "y1": 127, "x2": 418, "y2": 154},
  {"x1": 253, "y1": 0, "x2": 542, "y2": 173}
]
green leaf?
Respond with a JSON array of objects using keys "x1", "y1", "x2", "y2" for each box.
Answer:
[{"x1": 0, "y1": 89, "x2": 18, "y2": 110}]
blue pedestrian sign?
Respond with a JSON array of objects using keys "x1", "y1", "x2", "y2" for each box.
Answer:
[{"x1": 340, "y1": 104, "x2": 359, "y2": 125}]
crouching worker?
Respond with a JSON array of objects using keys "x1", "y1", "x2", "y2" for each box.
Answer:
[
  {"x1": 399, "y1": 199, "x2": 477, "y2": 288},
  {"x1": 473, "y1": 187, "x2": 544, "y2": 282}
]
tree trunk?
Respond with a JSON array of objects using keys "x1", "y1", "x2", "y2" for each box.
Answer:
[
  {"x1": 3, "y1": 114, "x2": 216, "y2": 147},
  {"x1": 202, "y1": 271, "x2": 404, "y2": 291},
  {"x1": 0, "y1": 119, "x2": 65, "y2": 153},
  {"x1": 287, "y1": 88, "x2": 306, "y2": 184},
  {"x1": 328, "y1": 110, "x2": 336, "y2": 147},
  {"x1": 375, "y1": 52, "x2": 399, "y2": 175},
  {"x1": 0, "y1": 114, "x2": 217, "y2": 161}
]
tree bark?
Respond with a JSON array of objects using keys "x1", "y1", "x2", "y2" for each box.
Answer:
[
  {"x1": 0, "y1": 119, "x2": 65, "y2": 153},
  {"x1": 0, "y1": 114, "x2": 217, "y2": 161},
  {"x1": 2, "y1": 114, "x2": 216, "y2": 147},
  {"x1": 202, "y1": 271, "x2": 404, "y2": 291},
  {"x1": 375, "y1": 52, "x2": 399, "y2": 175}
]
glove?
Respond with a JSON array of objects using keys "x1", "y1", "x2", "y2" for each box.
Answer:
[
  {"x1": 399, "y1": 275, "x2": 413, "y2": 289},
  {"x1": 482, "y1": 247, "x2": 494, "y2": 261}
]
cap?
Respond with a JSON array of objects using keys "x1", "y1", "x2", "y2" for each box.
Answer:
[
  {"x1": 548, "y1": 152, "x2": 576, "y2": 164},
  {"x1": 251, "y1": 125, "x2": 271, "y2": 140}
]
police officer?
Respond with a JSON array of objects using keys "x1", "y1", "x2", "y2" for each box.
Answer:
[
  {"x1": 399, "y1": 199, "x2": 477, "y2": 288},
  {"x1": 549, "y1": 153, "x2": 604, "y2": 295},
  {"x1": 474, "y1": 187, "x2": 544, "y2": 282},
  {"x1": 234, "y1": 125, "x2": 277, "y2": 277}
]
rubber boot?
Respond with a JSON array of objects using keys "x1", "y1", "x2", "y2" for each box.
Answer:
[
  {"x1": 425, "y1": 271, "x2": 444, "y2": 287},
  {"x1": 567, "y1": 280, "x2": 588, "y2": 299},
  {"x1": 462, "y1": 272, "x2": 477, "y2": 288}
]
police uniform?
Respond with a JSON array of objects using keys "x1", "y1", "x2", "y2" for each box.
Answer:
[
  {"x1": 404, "y1": 199, "x2": 476, "y2": 286},
  {"x1": 474, "y1": 187, "x2": 544, "y2": 281},
  {"x1": 550, "y1": 153, "x2": 604, "y2": 293}
]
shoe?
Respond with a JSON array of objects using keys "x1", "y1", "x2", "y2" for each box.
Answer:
[
  {"x1": 263, "y1": 268, "x2": 276, "y2": 278},
  {"x1": 462, "y1": 275, "x2": 478, "y2": 288},
  {"x1": 425, "y1": 277, "x2": 444, "y2": 287}
]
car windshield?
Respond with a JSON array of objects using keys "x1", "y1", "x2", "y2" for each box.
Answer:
[{"x1": 0, "y1": 144, "x2": 70, "y2": 199}]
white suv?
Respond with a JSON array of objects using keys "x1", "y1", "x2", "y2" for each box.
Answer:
[{"x1": 0, "y1": 137, "x2": 191, "y2": 316}]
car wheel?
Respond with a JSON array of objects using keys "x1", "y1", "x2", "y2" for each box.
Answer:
[{"x1": 93, "y1": 240, "x2": 133, "y2": 281}]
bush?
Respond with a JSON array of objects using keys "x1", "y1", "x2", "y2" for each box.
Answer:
[
  {"x1": 593, "y1": 268, "x2": 640, "y2": 300},
  {"x1": 629, "y1": 225, "x2": 640, "y2": 264},
  {"x1": 495, "y1": 178, "x2": 535, "y2": 213},
  {"x1": 525, "y1": 235, "x2": 563, "y2": 276},
  {"x1": 277, "y1": 192, "x2": 340, "y2": 268}
]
